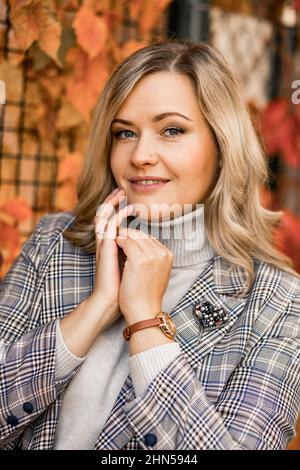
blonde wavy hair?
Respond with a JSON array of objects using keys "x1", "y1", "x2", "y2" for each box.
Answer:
[{"x1": 63, "y1": 38, "x2": 299, "y2": 294}]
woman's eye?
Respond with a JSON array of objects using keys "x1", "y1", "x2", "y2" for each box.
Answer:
[
  {"x1": 112, "y1": 130, "x2": 135, "y2": 139},
  {"x1": 112, "y1": 127, "x2": 185, "y2": 140},
  {"x1": 164, "y1": 127, "x2": 185, "y2": 137}
]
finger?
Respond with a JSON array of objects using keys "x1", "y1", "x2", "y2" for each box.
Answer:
[
  {"x1": 138, "y1": 228, "x2": 172, "y2": 252},
  {"x1": 115, "y1": 235, "x2": 143, "y2": 256},
  {"x1": 95, "y1": 190, "x2": 126, "y2": 220},
  {"x1": 104, "y1": 204, "x2": 135, "y2": 242},
  {"x1": 106, "y1": 187, "x2": 125, "y2": 201},
  {"x1": 94, "y1": 191, "x2": 128, "y2": 246},
  {"x1": 117, "y1": 227, "x2": 159, "y2": 253},
  {"x1": 117, "y1": 226, "x2": 148, "y2": 240},
  {"x1": 118, "y1": 226, "x2": 163, "y2": 246},
  {"x1": 95, "y1": 208, "x2": 124, "y2": 243},
  {"x1": 119, "y1": 228, "x2": 174, "y2": 262}
]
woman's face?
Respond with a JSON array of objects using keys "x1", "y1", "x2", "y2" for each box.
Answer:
[{"x1": 110, "y1": 71, "x2": 219, "y2": 221}]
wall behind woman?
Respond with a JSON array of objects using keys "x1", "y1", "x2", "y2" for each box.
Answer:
[{"x1": 0, "y1": 0, "x2": 171, "y2": 278}]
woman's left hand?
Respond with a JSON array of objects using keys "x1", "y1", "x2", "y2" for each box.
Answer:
[{"x1": 116, "y1": 227, "x2": 173, "y2": 325}]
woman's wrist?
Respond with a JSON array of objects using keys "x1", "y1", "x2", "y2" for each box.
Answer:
[
  {"x1": 123, "y1": 304, "x2": 163, "y2": 326},
  {"x1": 59, "y1": 295, "x2": 115, "y2": 358}
]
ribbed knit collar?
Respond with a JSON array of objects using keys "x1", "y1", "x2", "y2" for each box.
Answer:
[{"x1": 132, "y1": 204, "x2": 215, "y2": 267}]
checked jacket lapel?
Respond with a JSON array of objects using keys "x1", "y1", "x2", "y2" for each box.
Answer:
[
  {"x1": 92, "y1": 253, "x2": 251, "y2": 450},
  {"x1": 170, "y1": 254, "x2": 250, "y2": 367}
]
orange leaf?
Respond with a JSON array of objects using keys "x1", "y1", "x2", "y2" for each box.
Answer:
[
  {"x1": 1, "y1": 197, "x2": 33, "y2": 222},
  {"x1": 94, "y1": 0, "x2": 126, "y2": 14},
  {"x1": 9, "y1": 0, "x2": 39, "y2": 50},
  {"x1": 66, "y1": 46, "x2": 109, "y2": 122},
  {"x1": 9, "y1": 0, "x2": 62, "y2": 66},
  {"x1": 7, "y1": 28, "x2": 25, "y2": 66},
  {"x1": 56, "y1": 99, "x2": 84, "y2": 130},
  {"x1": 120, "y1": 40, "x2": 147, "y2": 61},
  {"x1": 55, "y1": 182, "x2": 77, "y2": 211},
  {"x1": 0, "y1": 222, "x2": 20, "y2": 250},
  {"x1": 38, "y1": 74, "x2": 64, "y2": 101},
  {"x1": 0, "y1": 60, "x2": 23, "y2": 101},
  {"x1": 38, "y1": 1, "x2": 62, "y2": 66},
  {"x1": 57, "y1": 152, "x2": 83, "y2": 185},
  {"x1": 139, "y1": 0, "x2": 171, "y2": 36},
  {"x1": 260, "y1": 187, "x2": 273, "y2": 210},
  {"x1": 127, "y1": 0, "x2": 143, "y2": 20},
  {"x1": 0, "y1": 210, "x2": 15, "y2": 226},
  {"x1": 73, "y1": 4, "x2": 108, "y2": 59}
]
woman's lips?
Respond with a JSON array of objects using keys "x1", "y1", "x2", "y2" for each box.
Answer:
[{"x1": 129, "y1": 181, "x2": 170, "y2": 192}]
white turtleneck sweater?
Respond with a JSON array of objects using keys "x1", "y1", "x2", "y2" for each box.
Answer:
[{"x1": 53, "y1": 204, "x2": 216, "y2": 450}]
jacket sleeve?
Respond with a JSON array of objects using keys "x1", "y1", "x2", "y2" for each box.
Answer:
[
  {"x1": 0, "y1": 216, "x2": 82, "y2": 447},
  {"x1": 123, "y1": 294, "x2": 300, "y2": 450}
]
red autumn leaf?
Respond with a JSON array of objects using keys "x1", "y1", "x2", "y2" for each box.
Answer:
[
  {"x1": 66, "y1": 46, "x2": 109, "y2": 122},
  {"x1": 261, "y1": 98, "x2": 289, "y2": 153},
  {"x1": 261, "y1": 98, "x2": 300, "y2": 167},
  {"x1": 295, "y1": 103, "x2": 300, "y2": 126},
  {"x1": 9, "y1": 0, "x2": 62, "y2": 66},
  {"x1": 1, "y1": 197, "x2": 33, "y2": 222},
  {"x1": 281, "y1": 130, "x2": 300, "y2": 167},
  {"x1": 73, "y1": 4, "x2": 108, "y2": 59},
  {"x1": 273, "y1": 209, "x2": 300, "y2": 273},
  {"x1": 279, "y1": 117, "x2": 300, "y2": 167},
  {"x1": 295, "y1": 0, "x2": 300, "y2": 11}
]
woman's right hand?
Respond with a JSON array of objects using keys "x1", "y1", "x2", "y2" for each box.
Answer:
[{"x1": 90, "y1": 187, "x2": 135, "y2": 331}]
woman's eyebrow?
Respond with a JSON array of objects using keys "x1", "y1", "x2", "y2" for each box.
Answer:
[{"x1": 111, "y1": 112, "x2": 193, "y2": 126}]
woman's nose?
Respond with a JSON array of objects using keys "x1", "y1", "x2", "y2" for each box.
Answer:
[{"x1": 129, "y1": 136, "x2": 159, "y2": 166}]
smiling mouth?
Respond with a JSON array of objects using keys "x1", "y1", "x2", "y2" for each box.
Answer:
[
  {"x1": 131, "y1": 181, "x2": 169, "y2": 185},
  {"x1": 128, "y1": 180, "x2": 170, "y2": 192}
]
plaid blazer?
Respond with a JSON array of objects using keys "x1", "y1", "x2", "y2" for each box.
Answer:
[{"x1": 0, "y1": 211, "x2": 299, "y2": 450}]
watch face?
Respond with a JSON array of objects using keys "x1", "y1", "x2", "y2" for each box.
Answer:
[{"x1": 160, "y1": 313, "x2": 176, "y2": 338}]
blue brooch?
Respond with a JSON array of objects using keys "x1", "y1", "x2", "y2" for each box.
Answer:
[{"x1": 193, "y1": 301, "x2": 229, "y2": 342}]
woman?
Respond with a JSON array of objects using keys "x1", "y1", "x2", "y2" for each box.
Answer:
[{"x1": 0, "y1": 39, "x2": 299, "y2": 450}]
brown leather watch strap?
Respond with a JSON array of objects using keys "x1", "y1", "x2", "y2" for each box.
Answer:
[{"x1": 123, "y1": 316, "x2": 162, "y2": 341}]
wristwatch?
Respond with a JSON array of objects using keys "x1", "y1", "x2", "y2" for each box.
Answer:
[{"x1": 123, "y1": 311, "x2": 176, "y2": 341}]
